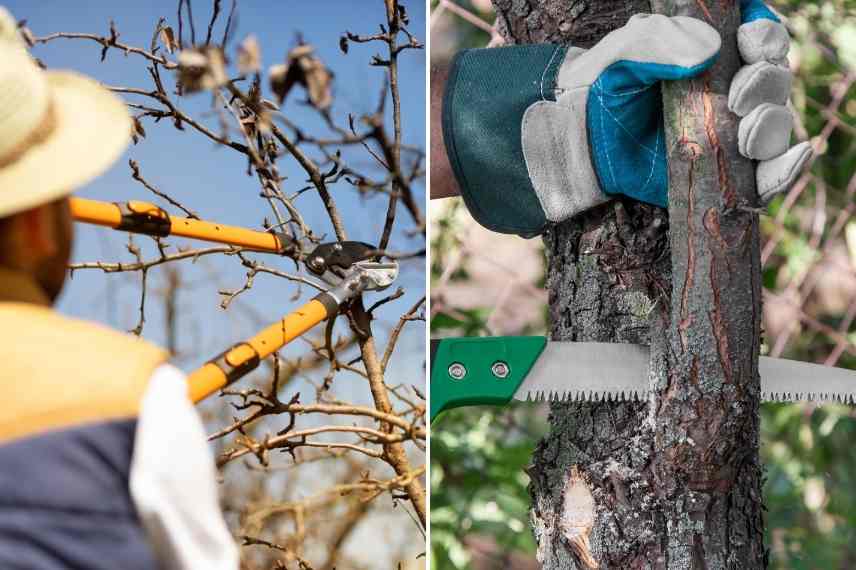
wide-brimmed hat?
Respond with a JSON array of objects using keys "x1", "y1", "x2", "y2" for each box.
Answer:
[{"x1": 0, "y1": 7, "x2": 131, "y2": 218}]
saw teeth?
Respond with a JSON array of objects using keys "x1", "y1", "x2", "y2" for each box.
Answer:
[
  {"x1": 524, "y1": 390, "x2": 650, "y2": 403},
  {"x1": 525, "y1": 390, "x2": 856, "y2": 405},
  {"x1": 762, "y1": 391, "x2": 856, "y2": 404}
]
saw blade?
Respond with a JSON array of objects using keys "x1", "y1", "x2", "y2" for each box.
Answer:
[{"x1": 512, "y1": 342, "x2": 856, "y2": 404}]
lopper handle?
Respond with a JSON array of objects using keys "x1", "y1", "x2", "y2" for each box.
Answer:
[
  {"x1": 71, "y1": 197, "x2": 291, "y2": 254},
  {"x1": 429, "y1": 336, "x2": 547, "y2": 422},
  {"x1": 187, "y1": 296, "x2": 335, "y2": 402},
  {"x1": 71, "y1": 197, "x2": 393, "y2": 403}
]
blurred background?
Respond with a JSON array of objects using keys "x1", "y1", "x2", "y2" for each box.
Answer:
[{"x1": 430, "y1": 1, "x2": 856, "y2": 569}]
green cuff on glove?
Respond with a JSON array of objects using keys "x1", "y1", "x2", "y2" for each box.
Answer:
[{"x1": 443, "y1": 44, "x2": 566, "y2": 238}]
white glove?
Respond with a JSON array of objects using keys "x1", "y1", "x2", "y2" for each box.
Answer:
[{"x1": 729, "y1": 8, "x2": 813, "y2": 204}]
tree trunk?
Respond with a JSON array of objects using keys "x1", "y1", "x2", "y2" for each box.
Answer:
[
  {"x1": 651, "y1": 1, "x2": 765, "y2": 567},
  {"x1": 491, "y1": 0, "x2": 766, "y2": 567}
]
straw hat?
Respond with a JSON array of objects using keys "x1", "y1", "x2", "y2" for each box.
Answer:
[{"x1": 0, "y1": 6, "x2": 131, "y2": 218}]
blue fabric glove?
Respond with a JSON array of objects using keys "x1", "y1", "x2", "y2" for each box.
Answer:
[
  {"x1": 585, "y1": 16, "x2": 720, "y2": 209},
  {"x1": 601, "y1": 0, "x2": 810, "y2": 208},
  {"x1": 740, "y1": 0, "x2": 779, "y2": 23}
]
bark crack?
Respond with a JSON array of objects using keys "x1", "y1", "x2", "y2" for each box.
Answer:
[
  {"x1": 707, "y1": 255, "x2": 734, "y2": 385},
  {"x1": 702, "y1": 77, "x2": 735, "y2": 207},
  {"x1": 679, "y1": 153, "x2": 697, "y2": 352}
]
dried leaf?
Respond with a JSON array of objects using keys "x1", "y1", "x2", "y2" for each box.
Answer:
[
  {"x1": 131, "y1": 116, "x2": 146, "y2": 144},
  {"x1": 269, "y1": 44, "x2": 333, "y2": 109},
  {"x1": 177, "y1": 46, "x2": 228, "y2": 93},
  {"x1": 397, "y1": 4, "x2": 409, "y2": 25},
  {"x1": 290, "y1": 44, "x2": 313, "y2": 58},
  {"x1": 257, "y1": 112, "x2": 272, "y2": 135},
  {"x1": 150, "y1": 17, "x2": 166, "y2": 53},
  {"x1": 268, "y1": 63, "x2": 291, "y2": 104},
  {"x1": 207, "y1": 48, "x2": 229, "y2": 87},
  {"x1": 177, "y1": 49, "x2": 208, "y2": 92},
  {"x1": 159, "y1": 26, "x2": 177, "y2": 54},
  {"x1": 261, "y1": 98, "x2": 279, "y2": 111},
  {"x1": 302, "y1": 57, "x2": 333, "y2": 110},
  {"x1": 237, "y1": 34, "x2": 261, "y2": 73}
]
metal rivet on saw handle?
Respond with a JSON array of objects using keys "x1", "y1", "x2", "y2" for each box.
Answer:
[
  {"x1": 448, "y1": 362, "x2": 466, "y2": 380},
  {"x1": 491, "y1": 361, "x2": 509, "y2": 379}
]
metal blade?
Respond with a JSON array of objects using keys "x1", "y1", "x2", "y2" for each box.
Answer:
[
  {"x1": 513, "y1": 342, "x2": 649, "y2": 402},
  {"x1": 759, "y1": 357, "x2": 856, "y2": 403},
  {"x1": 513, "y1": 342, "x2": 856, "y2": 404}
]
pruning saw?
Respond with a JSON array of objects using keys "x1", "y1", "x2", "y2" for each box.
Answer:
[
  {"x1": 71, "y1": 197, "x2": 398, "y2": 402},
  {"x1": 430, "y1": 337, "x2": 856, "y2": 421}
]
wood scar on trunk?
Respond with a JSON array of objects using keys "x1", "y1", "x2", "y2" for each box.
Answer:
[
  {"x1": 703, "y1": 76, "x2": 735, "y2": 207},
  {"x1": 561, "y1": 466, "x2": 598, "y2": 569},
  {"x1": 678, "y1": 149, "x2": 698, "y2": 352}
]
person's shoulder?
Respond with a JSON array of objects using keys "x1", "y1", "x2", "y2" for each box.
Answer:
[
  {"x1": 0, "y1": 302, "x2": 166, "y2": 363},
  {"x1": 0, "y1": 303, "x2": 169, "y2": 443}
]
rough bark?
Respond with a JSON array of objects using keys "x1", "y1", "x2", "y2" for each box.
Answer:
[
  {"x1": 651, "y1": 1, "x2": 765, "y2": 567},
  {"x1": 491, "y1": 0, "x2": 765, "y2": 567}
]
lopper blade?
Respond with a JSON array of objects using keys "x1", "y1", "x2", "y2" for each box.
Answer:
[{"x1": 512, "y1": 342, "x2": 856, "y2": 404}]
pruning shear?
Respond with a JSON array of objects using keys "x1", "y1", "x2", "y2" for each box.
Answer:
[
  {"x1": 188, "y1": 241, "x2": 397, "y2": 402},
  {"x1": 429, "y1": 337, "x2": 856, "y2": 422},
  {"x1": 71, "y1": 197, "x2": 399, "y2": 401}
]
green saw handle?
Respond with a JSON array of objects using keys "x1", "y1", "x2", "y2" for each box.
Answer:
[{"x1": 429, "y1": 336, "x2": 547, "y2": 422}]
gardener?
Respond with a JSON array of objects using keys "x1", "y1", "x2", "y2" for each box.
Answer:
[
  {"x1": 0, "y1": 8, "x2": 238, "y2": 570},
  {"x1": 432, "y1": 1, "x2": 811, "y2": 237}
]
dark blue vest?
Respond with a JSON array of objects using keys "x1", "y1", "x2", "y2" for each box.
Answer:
[
  {"x1": 0, "y1": 298, "x2": 166, "y2": 569},
  {"x1": 0, "y1": 420, "x2": 159, "y2": 569}
]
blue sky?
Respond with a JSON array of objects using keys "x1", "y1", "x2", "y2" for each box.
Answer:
[{"x1": 6, "y1": 0, "x2": 427, "y2": 407}]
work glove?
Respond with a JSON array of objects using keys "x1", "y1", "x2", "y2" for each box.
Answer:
[
  {"x1": 730, "y1": 1, "x2": 811, "y2": 200},
  {"x1": 442, "y1": 0, "x2": 811, "y2": 237}
]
